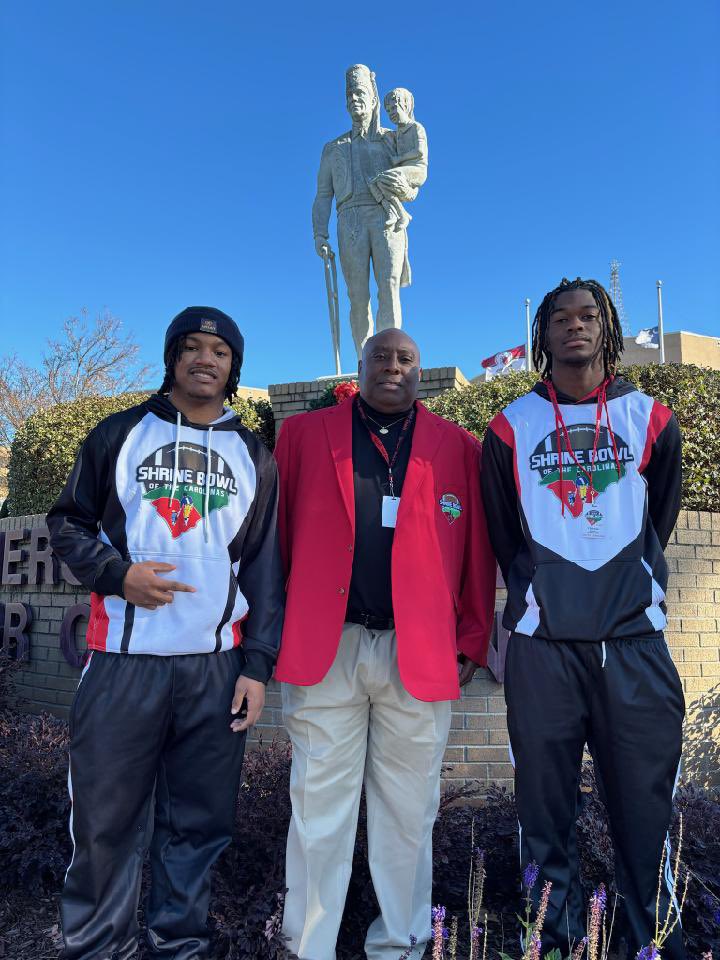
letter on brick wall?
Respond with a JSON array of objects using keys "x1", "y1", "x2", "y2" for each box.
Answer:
[
  {"x1": 60, "y1": 604, "x2": 90, "y2": 668},
  {"x1": 28, "y1": 526, "x2": 59, "y2": 586},
  {"x1": 1, "y1": 530, "x2": 29, "y2": 586},
  {"x1": 0, "y1": 602, "x2": 32, "y2": 661}
]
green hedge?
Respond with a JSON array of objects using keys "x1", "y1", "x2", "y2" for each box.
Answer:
[
  {"x1": 425, "y1": 363, "x2": 720, "y2": 512},
  {"x1": 5, "y1": 364, "x2": 719, "y2": 517},
  {"x1": 6, "y1": 393, "x2": 275, "y2": 517}
]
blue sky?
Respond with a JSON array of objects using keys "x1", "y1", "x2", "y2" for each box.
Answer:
[{"x1": 1, "y1": 1, "x2": 718, "y2": 389}]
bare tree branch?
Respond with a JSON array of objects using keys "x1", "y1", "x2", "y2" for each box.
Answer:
[
  {"x1": 0, "y1": 309, "x2": 156, "y2": 444},
  {"x1": 0, "y1": 355, "x2": 53, "y2": 446}
]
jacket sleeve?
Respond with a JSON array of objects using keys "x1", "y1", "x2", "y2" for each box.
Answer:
[
  {"x1": 456, "y1": 440, "x2": 497, "y2": 666},
  {"x1": 642, "y1": 408, "x2": 682, "y2": 549},
  {"x1": 480, "y1": 414, "x2": 525, "y2": 584},
  {"x1": 311, "y1": 143, "x2": 334, "y2": 241},
  {"x1": 272, "y1": 416, "x2": 294, "y2": 577},
  {"x1": 235, "y1": 448, "x2": 285, "y2": 684},
  {"x1": 46, "y1": 423, "x2": 131, "y2": 596}
]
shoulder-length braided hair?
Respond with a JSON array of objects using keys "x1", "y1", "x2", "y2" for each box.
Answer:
[
  {"x1": 158, "y1": 335, "x2": 241, "y2": 403},
  {"x1": 531, "y1": 277, "x2": 624, "y2": 380}
]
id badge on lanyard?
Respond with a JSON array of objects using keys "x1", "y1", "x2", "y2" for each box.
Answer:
[
  {"x1": 356, "y1": 398, "x2": 415, "y2": 531},
  {"x1": 381, "y1": 495, "x2": 400, "y2": 528}
]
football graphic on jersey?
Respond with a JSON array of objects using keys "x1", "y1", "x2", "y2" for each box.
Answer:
[
  {"x1": 136, "y1": 442, "x2": 238, "y2": 538},
  {"x1": 529, "y1": 424, "x2": 634, "y2": 519}
]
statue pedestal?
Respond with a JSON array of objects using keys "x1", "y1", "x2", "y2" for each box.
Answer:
[{"x1": 269, "y1": 366, "x2": 469, "y2": 431}]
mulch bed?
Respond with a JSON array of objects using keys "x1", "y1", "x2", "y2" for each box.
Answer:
[{"x1": 0, "y1": 892, "x2": 62, "y2": 960}]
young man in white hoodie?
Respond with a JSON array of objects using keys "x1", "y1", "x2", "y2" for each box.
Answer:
[{"x1": 48, "y1": 306, "x2": 284, "y2": 960}]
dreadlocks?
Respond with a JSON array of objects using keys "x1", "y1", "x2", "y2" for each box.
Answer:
[
  {"x1": 159, "y1": 335, "x2": 241, "y2": 403},
  {"x1": 531, "y1": 277, "x2": 624, "y2": 380}
]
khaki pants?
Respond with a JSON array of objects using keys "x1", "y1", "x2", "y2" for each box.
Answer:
[{"x1": 281, "y1": 623, "x2": 452, "y2": 960}]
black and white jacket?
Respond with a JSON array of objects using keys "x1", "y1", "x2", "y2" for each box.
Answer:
[
  {"x1": 481, "y1": 378, "x2": 682, "y2": 642},
  {"x1": 47, "y1": 395, "x2": 284, "y2": 681}
]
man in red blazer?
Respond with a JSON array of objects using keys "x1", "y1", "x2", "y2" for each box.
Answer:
[{"x1": 274, "y1": 328, "x2": 496, "y2": 960}]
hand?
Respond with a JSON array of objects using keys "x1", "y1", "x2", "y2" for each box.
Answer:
[
  {"x1": 375, "y1": 169, "x2": 413, "y2": 199},
  {"x1": 457, "y1": 654, "x2": 480, "y2": 687},
  {"x1": 315, "y1": 236, "x2": 333, "y2": 258},
  {"x1": 230, "y1": 675, "x2": 266, "y2": 733},
  {"x1": 122, "y1": 561, "x2": 196, "y2": 610}
]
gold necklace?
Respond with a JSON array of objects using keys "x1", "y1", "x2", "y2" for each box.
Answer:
[{"x1": 363, "y1": 412, "x2": 406, "y2": 435}]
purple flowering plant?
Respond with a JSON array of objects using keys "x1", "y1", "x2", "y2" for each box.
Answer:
[
  {"x1": 518, "y1": 860, "x2": 541, "y2": 958},
  {"x1": 522, "y1": 861, "x2": 540, "y2": 892},
  {"x1": 394, "y1": 799, "x2": 714, "y2": 960},
  {"x1": 397, "y1": 934, "x2": 418, "y2": 960}
]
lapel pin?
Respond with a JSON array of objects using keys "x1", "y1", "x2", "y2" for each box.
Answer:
[{"x1": 439, "y1": 493, "x2": 463, "y2": 524}]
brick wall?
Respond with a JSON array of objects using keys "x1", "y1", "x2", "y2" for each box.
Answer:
[
  {"x1": 0, "y1": 514, "x2": 88, "y2": 713},
  {"x1": 1, "y1": 512, "x2": 718, "y2": 790},
  {"x1": 268, "y1": 367, "x2": 470, "y2": 432}
]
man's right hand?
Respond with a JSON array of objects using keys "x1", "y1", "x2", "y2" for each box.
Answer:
[
  {"x1": 315, "y1": 236, "x2": 333, "y2": 258},
  {"x1": 375, "y1": 169, "x2": 415, "y2": 201},
  {"x1": 122, "y1": 561, "x2": 196, "y2": 610}
]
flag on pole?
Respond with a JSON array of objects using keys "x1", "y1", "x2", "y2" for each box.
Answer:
[
  {"x1": 481, "y1": 344, "x2": 527, "y2": 379},
  {"x1": 635, "y1": 326, "x2": 660, "y2": 349}
]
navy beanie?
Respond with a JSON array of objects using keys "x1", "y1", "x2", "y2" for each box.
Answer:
[{"x1": 164, "y1": 306, "x2": 244, "y2": 370}]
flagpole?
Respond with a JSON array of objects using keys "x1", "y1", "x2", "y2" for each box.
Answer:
[
  {"x1": 656, "y1": 280, "x2": 666, "y2": 364},
  {"x1": 525, "y1": 298, "x2": 532, "y2": 371}
]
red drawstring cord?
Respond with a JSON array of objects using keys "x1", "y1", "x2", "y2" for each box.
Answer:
[
  {"x1": 551, "y1": 400, "x2": 566, "y2": 516},
  {"x1": 546, "y1": 379, "x2": 620, "y2": 515},
  {"x1": 603, "y1": 391, "x2": 622, "y2": 481}
]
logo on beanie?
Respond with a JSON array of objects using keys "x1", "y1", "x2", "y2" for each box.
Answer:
[
  {"x1": 199, "y1": 317, "x2": 217, "y2": 334},
  {"x1": 136, "y1": 442, "x2": 237, "y2": 538}
]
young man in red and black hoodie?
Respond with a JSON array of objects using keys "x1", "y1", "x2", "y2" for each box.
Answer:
[
  {"x1": 47, "y1": 307, "x2": 284, "y2": 960},
  {"x1": 481, "y1": 278, "x2": 684, "y2": 959}
]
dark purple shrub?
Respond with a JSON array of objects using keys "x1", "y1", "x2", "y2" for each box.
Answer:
[
  {"x1": 671, "y1": 783, "x2": 720, "y2": 958},
  {"x1": 209, "y1": 738, "x2": 293, "y2": 958},
  {"x1": 0, "y1": 709, "x2": 71, "y2": 891},
  {"x1": 433, "y1": 783, "x2": 519, "y2": 916},
  {"x1": 576, "y1": 762, "x2": 616, "y2": 893},
  {"x1": 1, "y1": 712, "x2": 717, "y2": 960}
]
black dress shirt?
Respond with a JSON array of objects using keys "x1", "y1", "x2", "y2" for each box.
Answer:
[{"x1": 347, "y1": 396, "x2": 415, "y2": 620}]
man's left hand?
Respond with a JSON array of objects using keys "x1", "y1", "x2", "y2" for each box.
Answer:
[
  {"x1": 457, "y1": 654, "x2": 480, "y2": 687},
  {"x1": 230, "y1": 675, "x2": 266, "y2": 732}
]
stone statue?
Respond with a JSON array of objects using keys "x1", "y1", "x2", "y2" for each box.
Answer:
[
  {"x1": 369, "y1": 88, "x2": 428, "y2": 234},
  {"x1": 312, "y1": 65, "x2": 428, "y2": 360}
]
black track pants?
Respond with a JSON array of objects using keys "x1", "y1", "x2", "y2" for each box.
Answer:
[
  {"x1": 505, "y1": 634, "x2": 685, "y2": 960},
  {"x1": 62, "y1": 649, "x2": 247, "y2": 960}
]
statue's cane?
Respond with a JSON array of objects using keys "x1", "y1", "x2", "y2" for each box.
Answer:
[{"x1": 322, "y1": 248, "x2": 341, "y2": 376}]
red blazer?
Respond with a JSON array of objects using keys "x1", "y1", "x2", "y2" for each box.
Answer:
[{"x1": 273, "y1": 399, "x2": 496, "y2": 701}]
